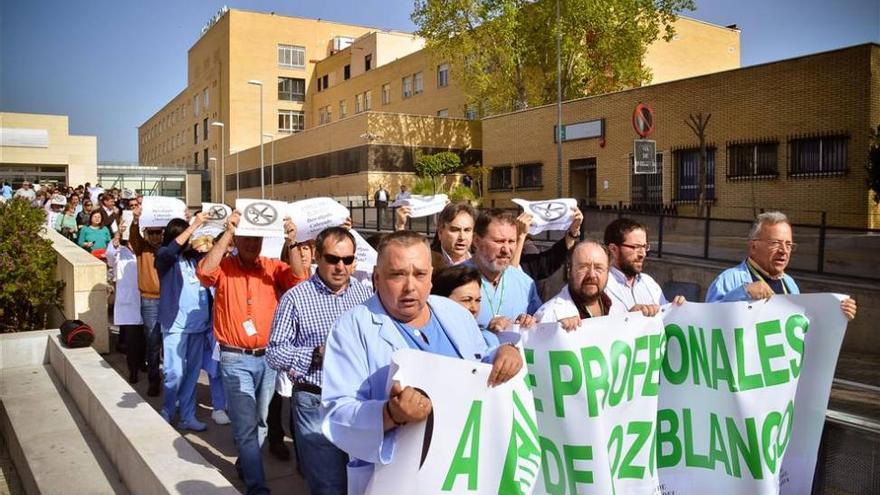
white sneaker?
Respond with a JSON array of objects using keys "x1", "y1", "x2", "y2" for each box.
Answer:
[{"x1": 212, "y1": 409, "x2": 231, "y2": 425}]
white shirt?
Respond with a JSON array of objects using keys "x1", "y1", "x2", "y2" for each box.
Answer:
[
  {"x1": 376, "y1": 190, "x2": 387, "y2": 201},
  {"x1": 106, "y1": 243, "x2": 143, "y2": 326},
  {"x1": 535, "y1": 285, "x2": 624, "y2": 323},
  {"x1": 14, "y1": 188, "x2": 35, "y2": 200},
  {"x1": 604, "y1": 266, "x2": 668, "y2": 310}
]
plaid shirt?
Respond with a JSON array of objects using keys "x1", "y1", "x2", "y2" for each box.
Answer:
[{"x1": 267, "y1": 273, "x2": 373, "y2": 388}]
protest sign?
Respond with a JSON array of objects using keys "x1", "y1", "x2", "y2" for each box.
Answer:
[
  {"x1": 140, "y1": 196, "x2": 187, "y2": 228},
  {"x1": 512, "y1": 198, "x2": 577, "y2": 235},
  {"x1": 390, "y1": 194, "x2": 448, "y2": 218},
  {"x1": 365, "y1": 295, "x2": 847, "y2": 495},
  {"x1": 193, "y1": 202, "x2": 231, "y2": 240},
  {"x1": 234, "y1": 199, "x2": 287, "y2": 237},
  {"x1": 87, "y1": 187, "x2": 104, "y2": 202},
  {"x1": 350, "y1": 229, "x2": 378, "y2": 289},
  {"x1": 287, "y1": 197, "x2": 350, "y2": 242},
  {"x1": 259, "y1": 236, "x2": 287, "y2": 259},
  {"x1": 120, "y1": 210, "x2": 134, "y2": 241}
]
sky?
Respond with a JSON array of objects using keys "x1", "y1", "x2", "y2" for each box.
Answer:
[{"x1": 1, "y1": 0, "x2": 878, "y2": 162}]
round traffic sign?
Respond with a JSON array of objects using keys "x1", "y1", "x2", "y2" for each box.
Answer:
[{"x1": 633, "y1": 103, "x2": 655, "y2": 138}]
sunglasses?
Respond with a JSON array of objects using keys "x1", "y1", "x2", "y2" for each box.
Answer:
[{"x1": 322, "y1": 254, "x2": 355, "y2": 265}]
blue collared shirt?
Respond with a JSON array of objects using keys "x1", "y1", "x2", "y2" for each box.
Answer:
[
  {"x1": 267, "y1": 273, "x2": 373, "y2": 388},
  {"x1": 464, "y1": 260, "x2": 542, "y2": 328}
]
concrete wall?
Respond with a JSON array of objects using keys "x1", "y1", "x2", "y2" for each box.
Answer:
[{"x1": 45, "y1": 228, "x2": 109, "y2": 353}]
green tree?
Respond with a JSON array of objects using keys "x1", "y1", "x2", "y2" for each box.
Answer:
[
  {"x1": 869, "y1": 124, "x2": 880, "y2": 204},
  {"x1": 414, "y1": 151, "x2": 462, "y2": 194},
  {"x1": 0, "y1": 199, "x2": 64, "y2": 332},
  {"x1": 412, "y1": 0, "x2": 694, "y2": 114}
]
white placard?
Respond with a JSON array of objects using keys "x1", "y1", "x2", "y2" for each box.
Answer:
[
  {"x1": 390, "y1": 194, "x2": 448, "y2": 218},
  {"x1": 235, "y1": 199, "x2": 287, "y2": 237},
  {"x1": 287, "y1": 197, "x2": 350, "y2": 242},
  {"x1": 512, "y1": 197, "x2": 577, "y2": 235},
  {"x1": 260, "y1": 236, "x2": 287, "y2": 259},
  {"x1": 88, "y1": 187, "x2": 104, "y2": 202},
  {"x1": 140, "y1": 196, "x2": 187, "y2": 228},
  {"x1": 351, "y1": 229, "x2": 377, "y2": 274},
  {"x1": 201, "y1": 202, "x2": 232, "y2": 222},
  {"x1": 120, "y1": 210, "x2": 135, "y2": 241}
]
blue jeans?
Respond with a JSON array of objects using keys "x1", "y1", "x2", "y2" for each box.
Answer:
[
  {"x1": 140, "y1": 297, "x2": 162, "y2": 384},
  {"x1": 161, "y1": 330, "x2": 205, "y2": 422},
  {"x1": 292, "y1": 389, "x2": 348, "y2": 495},
  {"x1": 220, "y1": 352, "x2": 276, "y2": 495}
]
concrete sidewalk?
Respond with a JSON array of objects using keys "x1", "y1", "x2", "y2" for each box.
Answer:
[{"x1": 103, "y1": 344, "x2": 308, "y2": 494}]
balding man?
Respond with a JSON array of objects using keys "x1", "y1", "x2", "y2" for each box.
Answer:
[
  {"x1": 320, "y1": 230, "x2": 523, "y2": 495},
  {"x1": 535, "y1": 240, "x2": 624, "y2": 331},
  {"x1": 706, "y1": 211, "x2": 857, "y2": 320}
]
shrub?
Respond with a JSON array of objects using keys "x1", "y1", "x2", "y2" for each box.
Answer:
[
  {"x1": 0, "y1": 199, "x2": 64, "y2": 332},
  {"x1": 448, "y1": 184, "x2": 478, "y2": 204}
]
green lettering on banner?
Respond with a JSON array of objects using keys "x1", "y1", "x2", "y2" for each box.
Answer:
[
  {"x1": 581, "y1": 346, "x2": 609, "y2": 418},
  {"x1": 656, "y1": 409, "x2": 681, "y2": 468},
  {"x1": 539, "y1": 437, "x2": 565, "y2": 495},
  {"x1": 629, "y1": 336, "x2": 649, "y2": 400},
  {"x1": 682, "y1": 408, "x2": 711, "y2": 469},
  {"x1": 756, "y1": 320, "x2": 790, "y2": 387},
  {"x1": 725, "y1": 416, "x2": 763, "y2": 480},
  {"x1": 607, "y1": 341, "x2": 632, "y2": 407},
  {"x1": 776, "y1": 400, "x2": 794, "y2": 460},
  {"x1": 687, "y1": 326, "x2": 711, "y2": 387},
  {"x1": 549, "y1": 350, "x2": 582, "y2": 418},
  {"x1": 708, "y1": 413, "x2": 733, "y2": 476},
  {"x1": 619, "y1": 422, "x2": 652, "y2": 479},
  {"x1": 735, "y1": 327, "x2": 764, "y2": 391},
  {"x1": 784, "y1": 314, "x2": 809, "y2": 378},
  {"x1": 497, "y1": 391, "x2": 541, "y2": 495},
  {"x1": 643, "y1": 333, "x2": 664, "y2": 396},
  {"x1": 761, "y1": 410, "x2": 781, "y2": 474},
  {"x1": 662, "y1": 324, "x2": 689, "y2": 384},
  {"x1": 710, "y1": 328, "x2": 738, "y2": 392},
  {"x1": 563, "y1": 444, "x2": 594, "y2": 495},
  {"x1": 442, "y1": 400, "x2": 482, "y2": 491}
]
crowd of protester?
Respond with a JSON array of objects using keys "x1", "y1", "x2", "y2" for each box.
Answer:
[{"x1": 3, "y1": 179, "x2": 859, "y2": 495}]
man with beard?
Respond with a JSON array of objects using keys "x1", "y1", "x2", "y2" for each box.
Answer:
[
  {"x1": 706, "y1": 211, "x2": 857, "y2": 320},
  {"x1": 604, "y1": 218, "x2": 685, "y2": 317},
  {"x1": 535, "y1": 240, "x2": 622, "y2": 330},
  {"x1": 462, "y1": 209, "x2": 541, "y2": 332}
]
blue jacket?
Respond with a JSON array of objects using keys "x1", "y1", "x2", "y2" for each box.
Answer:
[
  {"x1": 321, "y1": 294, "x2": 497, "y2": 495},
  {"x1": 155, "y1": 241, "x2": 210, "y2": 332},
  {"x1": 705, "y1": 259, "x2": 800, "y2": 302}
]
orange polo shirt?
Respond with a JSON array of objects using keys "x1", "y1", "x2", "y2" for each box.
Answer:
[{"x1": 197, "y1": 256, "x2": 303, "y2": 349}]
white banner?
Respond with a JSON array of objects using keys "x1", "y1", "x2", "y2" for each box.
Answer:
[
  {"x1": 288, "y1": 197, "x2": 350, "y2": 242},
  {"x1": 391, "y1": 194, "x2": 448, "y2": 218},
  {"x1": 235, "y1": 199, "x2": 287, "y2": 237},
  {"x1": 140, "y1": 196, "x2": 187, "y2": 228},
  {"x1": 512, "y1": 198, "x2": 577, "y2": 235},
  {"x1": 365, "y1": 295, "x2": 847, "y2": 495}
]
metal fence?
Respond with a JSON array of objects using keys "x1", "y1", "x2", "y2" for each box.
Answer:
[{"x1": 346, "y1": 201, "x2": 880, "y2": 282}]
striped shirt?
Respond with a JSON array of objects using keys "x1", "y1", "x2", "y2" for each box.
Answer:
[{"x1": 267, "y1": 273, "x2": 373, "y2": 388}]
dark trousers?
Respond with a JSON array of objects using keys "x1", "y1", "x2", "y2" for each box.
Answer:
[{"x1": 122, "y1": 324, "x2": 144, "y2": 377}]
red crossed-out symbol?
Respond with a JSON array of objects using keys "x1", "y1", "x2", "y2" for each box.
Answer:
[{"x1": 632, "y1": 103, "x2": 655, "y2": 138}]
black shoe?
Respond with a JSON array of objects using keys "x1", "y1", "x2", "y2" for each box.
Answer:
[
  {"x1": 147, "y1": 381, "x2": 160, "y2": 397},
  {"x1": 269, "y1": 440, "x2": 290, "y2": 461},
  {"x1": 128, "y1": 371, "x2": 139, "y2": 384}
]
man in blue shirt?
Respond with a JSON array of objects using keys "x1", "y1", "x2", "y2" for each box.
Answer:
[
  {"x1": 466, "y1": 209, "x2": 541, "y2": 331},
  {"x1": 267, "y1": 227, "x2": 373, "y2": 495},
  {"x1": 706, "y1": 211, "x2": 857, "y2": 320},
  {"x1": 321, "y1": 231, "x2": 523, "y2": 495},
  {"x1": 0, "y1": 182, "x2": 12, "y2": 200}
]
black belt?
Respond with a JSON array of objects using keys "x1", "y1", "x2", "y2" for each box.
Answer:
[
  {"x1": 219, "y1": 345, "x2": 266, "y2": 357},
  {"x1": 293, "y1": 383, "x2": 322, "y2": 395}
]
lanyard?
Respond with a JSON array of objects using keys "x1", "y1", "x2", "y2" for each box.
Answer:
[
  {"x1": 746, "y1": 259, "x2": 788, "y2": 295},
  {"x1": 482, "y1": 272, "x2": 506, "y2": 316}
]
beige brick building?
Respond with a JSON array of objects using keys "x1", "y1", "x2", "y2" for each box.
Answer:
[{"x1": 481, "y1": 44, "x2": 880, "y2": 228}]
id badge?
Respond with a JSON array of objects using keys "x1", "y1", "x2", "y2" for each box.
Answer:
[{"x1": 243, "y1": 319, "x2": 257, "y2": 336}]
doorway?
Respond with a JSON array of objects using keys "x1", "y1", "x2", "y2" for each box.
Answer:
[{"x1": 569, "y1": 158, "x2": 597, "y2": 206}]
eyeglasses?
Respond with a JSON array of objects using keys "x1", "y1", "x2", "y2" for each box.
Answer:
[
  {"x1": 619, "y1": 243, "x2": 651, "y2": 253},
  {"x1": 757, "y1": 239, "x2": 797, "y2": 252},
  {"x1": 322, "y1": 254, "x2": 355, "y2": 265}
]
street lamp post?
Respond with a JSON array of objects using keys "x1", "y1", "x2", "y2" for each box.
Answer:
[
  {"x1": 229, "y1": 148, "x2": 240, "y2": 200},
  {"x1": 211, "y1": 121, "x2": 225, "y2": 203},
  {"x1": 263, "y1": 133, "x2": 275, "y2": 198},
  {"x1": 247, "y1": 79, "x2": 265, "y2": 199},
  {"x1": 208, "y1": 157, "x2": 218, "y2": 202}
]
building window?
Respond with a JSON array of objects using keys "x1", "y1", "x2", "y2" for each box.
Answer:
[
  {"x1": 382, "y1": 83, "x2": 391, "y2": 104},
  {"x1": 317, "y1": 77, "x2": 323, "y2": 92},
  {"x1": 674, "y1": 148, "x2": 716, "y2": 202},
  {"x1": 193, "y1": 94, "x2": 199, "y2": 116},
  {"x1": 203, "y1": 118, "x2": 208, "y2": 141},
  {"x1": 194, "y1": 152, "x2": 199, "y2": 166},
  {"x1": 489, "y1": 166, "x2": 513, "y2": 191},
  {"x1": 339, "y1": 99, "x2": 347, "y2": 118},
  {"x1": 344, "y1": 65, "x2": 351, "y2": 80},
  {"x1": 193, "y1": 123, "x2": 198, "y2": 145},
  {"x1": 203, "y1": 148, "x2": 209, "y2": 170},
  {"x1": 278, "y1": 44, "x2": 305, "y2": 68},
  {"x1": 278, "y1": 77, "x2": 305, "y2": 101},
  {"x1": 402, "y1": 76, "x2": 413, "y2": 98},
  {"x1": 465, "y1": 106, "x2": 478, "y2": 120},
  {"x1": 414, "y1": 72, "x2": 424, "y2": 94},
  {"x1": 322, "y1": 74, "x2": 329, "y2": 90},
  {"x1": 789, "y1": 136, "x2": 848, "y2": 176},
  {"x1": 203, "y1": 88, "x2": 209, "y2": 108},
  {"x1": 365, "y1": 54, "x2": 372, "y2": 71},
  {"x1": 436, "y1": 109, "x2": 449, "y2": 118},
  {"x1": 364, "y1": 90, "x2": 372, "y2": 111},
  {"x1": 318, "y1": 106, "x2": 332, "y2": 125},
  {"x1": 631, "y1": 154, "x2": 664, "y2": 208},
  {"x1": 727, "y1": 142, "x2": 778, "y2": 179},
  {"x1": 278, "y1": 110, "x2": 304, "y2": 133},
  {"x1": 438, "y1": 63, "x2": 449, "y2": 87},
  {"x1": 517, "y1": 163, "x2": 543, "y2": 189},
  {"x1": 355, "y1": 93, "x2": 363, "y2": 114}
]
